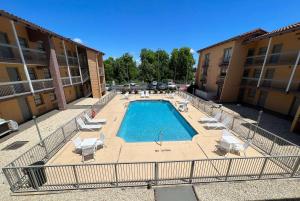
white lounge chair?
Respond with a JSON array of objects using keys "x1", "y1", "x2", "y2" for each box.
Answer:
[
  {"x1": 204, "y1": 117, "x2": 231, "y2": 129},
  {"x1": 222, "y1": 129, "x2": 232, "y2": 137},
  {"x1": 178, "y1": 103, "x2": 188, "y2": 112},
  {"x1": 199, "y1": 112, "x2": 221, "y2": 123},
  {"x1": 145, "y1": 90, "x2": 150, "y2": 98},
  {"x1": 73, "y1": 137, "x2": 82, "y2": 152},
  {"x1": 232, "y1": 140, "x2": 251, "y2": 156},
  {"x1": 76, "y1": 118, "x2": 102, "y2": 131},
  {"x1": 140, "y1": 91, "x2": 145, "y2": 98},
  {"x1": 82, "y1": 145, "x2": 96, "y2": 162},
  {"x1": 123, "y1": 92, "x2": 129, "y2": 99},
  {"x1": 168, "y1": 93, "x2": 175, "y2": 99},
  {"x1": 215, "y1": 141, "x2": 231, "y2": 156},
  {"x1": 84, "y1": 113, "x2": 106, "y2": 124},
  {"x1": 96, "y1": 132, "x2": 105, "y2": 148}
]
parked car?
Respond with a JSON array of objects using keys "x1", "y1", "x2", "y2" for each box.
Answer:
[
  {"x1": 130, "y1": 82, "x2": 137, "y2": 86},
  {"x1": 123, "y1": 84, "x2": 130, "y2": 90},
  {"x1": 167, "y1": 82, "x2": 177, "y2": 90},
  {"x1": 105, "y1": 84, "x2": 111, "y2": 91},
  {"x1": 157, "y1": 82, "x2": 168, "y2": 90},
  {"x1": 151, "y1": 81, "x2": 158, "y2": 86},
  {"x1": 148, "y1": 83, "x2": 156, "y2": 90}
]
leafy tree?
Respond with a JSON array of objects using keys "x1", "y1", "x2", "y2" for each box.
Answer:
[
  {"x1": 155, "y1": 49, "x2": 170, "y2": 81},
  {"x1": 103, "y1": 57, "x2": 115, "y2": 83},
  {"x1": 139, "y1": 49, "x2": 156, "y2": 82},
  {"x1": 170, "y1": 47, "x2": 195, "y2": 83}
]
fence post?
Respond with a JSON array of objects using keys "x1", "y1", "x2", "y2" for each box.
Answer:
[
  {"x1": 155, "y1": 162, "x2": 159, "y2": 185},
  {"x1": 253, "y1": 110, "x2": 263, "y2": 139},
  {"x1": 189, "y1": 161, "x2": 195, "y2": 184},
  {"x1": 74, "y1": 118, "x2": 79, "y2": 131},
  {"x1": 291, "y1": 157, "x2": 300, "y2": 177},
  {"x1": 114, "y1": 164, "x2": 119, "y2": 186},
  {"x1": 231, "y1": 116, "x2": 235, "y2": 130},
  {"x1": 73, "y1": 165, "x2": 79, "y2": 188},
  {"x1": 225, "y1": 159, "x2": 233, "y2": 181},
  {"x1": 3, "y1": 168, "x2": 15, "y2": 192},
  {"x1": 11, "y1": 162, "x2": 21, "y2": 183},
  {"x1": 62, "y1": 127, "x2": 66, "y2": 142},
  {"x1": 33, "y1": 116, "x2": 49, "y2": 158},
  {"x1": 259, "y1": 157, "x2": 268, "y2": 179},
  {"x1": 269, "y1": 136, "x2": 277, "y2": 155},
  {"x1": 29, "y1": 168, "x2": 40, "y2": 191}
]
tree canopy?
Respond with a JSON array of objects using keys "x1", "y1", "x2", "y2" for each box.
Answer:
[{"x1": 104, "y1": 47, "x2": 195, "y2": 84}]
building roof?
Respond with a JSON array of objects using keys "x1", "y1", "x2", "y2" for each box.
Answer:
[
  {"x1": 0, "y1": 10, "x2": 104, "y2": 55},
  {"x1": 197, "y1": 29, "x2": 267, "y2": 53},
  {"x1": 246, "y1": 22, "x2": 300, "y2": 42}
]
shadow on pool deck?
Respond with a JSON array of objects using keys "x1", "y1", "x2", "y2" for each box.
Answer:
[{"x1": 223, "y1": 104, "x2": 300, "y2": 146}]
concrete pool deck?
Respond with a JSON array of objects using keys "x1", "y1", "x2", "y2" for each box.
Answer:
[{"x1": 47, "y1": 93, "x2": 262, "y2": 165}]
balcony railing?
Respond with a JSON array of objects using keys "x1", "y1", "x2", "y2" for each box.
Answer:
[
  {"x1": 99, "y1": 67, "x2": 105, "y2": 76},
  {"x1": 82, "y1": 70, "x2": 90, "y2": 83},
  {"x1": 0, "y1": 81, "x2": 31, "y2": 99},
  {"x1": 68, "y1": 56, "x2": 79, "y2": 66},
  {"x1": 202, "y1": 62, "x2": 209, "y2": 68},
  {"x1": 57, "y1": 54, "x2": 67, "y2": 67},
  {"x1": 61, "y1": 77, "x2": 71, "y2": 86},
  {"x1": 71, "y1": 76, "x2": 82, "y2": 85},
  {"x1": 241, "y1": 77, "x2": 259, "y2": 87},
  {"x1": 101, "y1": 83, "x2": 106, "y2": 92},
  {"x1": 219, "y1": 57, "x2": 231, "y2": 67},
  {"x1": 0, "y1": 43, "x2": 47, "y2": 65},
  {"x1": 0, "y1": 79, "x2": 54, "y2": 100},
  {"x1": 31, "y1": 79, "x2": 54, "y2": 92},
  {"x1": 245, "y1": 51, "x2": 299, "y2": 67},
  {"x1": 22, "y1": 48, "x2": 47, "y2": 66}
]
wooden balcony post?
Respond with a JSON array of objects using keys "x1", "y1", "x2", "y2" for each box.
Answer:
[
  {"x1": 62, "y1": 40, "x2": 72, "y2": 85},
  {"x1": 10, "y1": 20, "x2": 34, "y2": 94},
  {"x1": 286, "y1": 50, "x2": 300, "y2": 92},
  {"x1": 257, "y1": 37, "x2": 272, "y2": 87},
  {"x1": 75, "y1": 45, "x2": 83, "y2": 84}
]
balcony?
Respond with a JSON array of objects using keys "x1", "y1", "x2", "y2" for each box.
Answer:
[
  {"x1": 0, "y1": 43, "x2": 47, "y2": 65},
  {"x1": 61, "y1": 77, "x2": 71, "y2": 86},
  {"x1": 57, "y1": 54, "x2": 67, "y2": 67},
  {"x1": 100, "y1": 83, "x2": 106, "y2": 92},
  {"x1": 99, "y1": 67, "x2": 105, "y2": 76},
  {"x1": 244, "y1": 51, "x2": 299, "y2": 67},
  {"x1": 71, "y1": 76, "x2": 82, "y2": 85},
  {"x1": 68, "y1": 56, "x2": 79, "y2": 67},
  {"x1": 241, "y1": 77, "x2": 259, "y2": 87},
  {"x1": 0, "y1": 79, "x2": 54, "y2": 100},
  {"x1": 31, "y1": 79, "x2": 53, "y2": 92},
  {"x1": 0, "y1": 81, "x2": 31, "y2": 99},
  {"x1": 202, "y1": 63, "x2": 209, "y2": 68},
  {"x1": 82, "y1": 70, "x2": 90, "y2": 83},
  {"x1": 22, "y1": 48, "x2": 47, "y2": 66},
  {"x1": 194, "y1": 89, "x2": 216, "y2": 100},
  {"x1": 219, "y1": 57, "x2": 231, "y2": 67}
]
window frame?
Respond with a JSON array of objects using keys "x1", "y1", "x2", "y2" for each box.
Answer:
[{"x1": 34, "y1": 94, "x2": 44, "y2": 106}]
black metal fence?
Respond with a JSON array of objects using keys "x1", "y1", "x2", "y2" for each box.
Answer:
[{"x1": 2, "y1": 90, "x2": 300, "y2": 193}]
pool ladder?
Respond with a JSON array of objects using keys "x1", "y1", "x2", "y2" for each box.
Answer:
[{"x1": 158, "y1": 130, "x2": 163, "y2": 146}]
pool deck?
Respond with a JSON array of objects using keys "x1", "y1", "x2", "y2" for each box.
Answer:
[{"x1": 47, "y1": 93, "x2": 262, "y2": 165}]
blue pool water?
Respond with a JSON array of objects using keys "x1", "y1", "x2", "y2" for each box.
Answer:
[{"x1": 117, "y1": 100, "x2": 197, "y2": 142}]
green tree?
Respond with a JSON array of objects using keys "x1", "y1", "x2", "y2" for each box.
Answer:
[
  {"x1": 103, "y1": 57, "x2": 115, "y2": 83},
  {"x1": 139, "y1": 49, "x2": 156, "y2": 82},
  {"x1": 169, "y1": 47, "x2": 195, "y2": 83},
  {"x1": 155, "y1": 49, "x2": 169, "y2": 81}
]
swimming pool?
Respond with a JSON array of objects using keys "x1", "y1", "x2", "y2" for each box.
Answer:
[{"x1": 117, "y1": 100, "x2": 197, "y2": 142}]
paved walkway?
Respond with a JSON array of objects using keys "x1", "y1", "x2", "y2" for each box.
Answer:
[{"x1": 223, "y1": 104, "x2": 300, "y2": 145}]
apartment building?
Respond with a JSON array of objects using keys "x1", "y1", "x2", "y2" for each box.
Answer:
[
  {"x1": 195, "y1": 22, "x2": 300, "y2": 132},
  {"x1": 0, "y1": 10, "x2": 106, "y2": 124}
]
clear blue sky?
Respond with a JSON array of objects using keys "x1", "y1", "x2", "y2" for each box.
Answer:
[{"x1": 1, "y1": 0, "x2": 299, "y2": 63}]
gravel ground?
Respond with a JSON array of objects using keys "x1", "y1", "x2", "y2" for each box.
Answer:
[{"x1": 194, "y1": 179, "x2": 300, "y2": 201}]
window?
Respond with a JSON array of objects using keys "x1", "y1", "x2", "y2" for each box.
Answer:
[
  {"x1": 34, "y1": 94, "x2": 43, "y2": 106},
  {"x1": 43, "y1": 68, "x2": 51, "y2": 79},
  {"x1": 258, "y1": 47, "x2": 267, "y2": 55},
  {"x1": 253, "y1": 69, "x2": 261, "y2": 78},
  {"x1": 204, "y1": 53, "x2": 210, "y2": 66},
  {"x1": 269, "y1": 44, "x2": 282, "y2": 64},
  {"x1": 264, "y1": 68, "x2": 275, "y2": 79},
  {"x1": 28, "y1": 68, "x2": 37, "y2": 80},
  {"x1": 18, "y1": 37, "x2": 28, "y2": 48},
  {"x1": 245, "y1": 48, "x2": 255, "y2": 65},
  {"x1": 247, "y1": 88, "x2": 256, "y2": 98},
  {"x1": 49, "y1": 92, "x2": 56, "y2": 101},
  {"x1": 36, "y1": 41, "x2": 45, "y2": 51},
  {"x1": 243, "y1": 69, "x2": 250, "y2": 77},
  {"x1": 0, "y1": 32, "x2": 10, "y2": 44},
  {"x1": 0, "y1": 32, "x2": 14, "y2": 59},
  {"x1": 223, "y1": 48, "x2": 232, "y2": 63}
]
